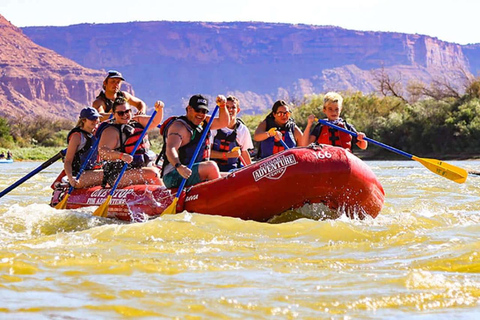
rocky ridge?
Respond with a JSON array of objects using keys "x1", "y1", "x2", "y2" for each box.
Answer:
[{"x1": 0, "y1": 14, "x2": 132, "y2": 120}]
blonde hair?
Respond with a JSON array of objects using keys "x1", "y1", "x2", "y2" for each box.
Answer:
[
  {"x1": 323, "y1": 92, "x2": 343, "y2": 108},
  {"x1": 75, "y1": 118, "x2": 86, "y2": 128}
]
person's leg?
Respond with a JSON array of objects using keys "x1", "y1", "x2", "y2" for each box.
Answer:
[
  {"x1": 140, "y1": 167, "x2": 163, "y2": 185},
  {"x1": 76, "y1": 170, "x2": 104, "y2": 188},
  {"x1": 197, "y1": 160, "x2": 221, "y2": 181},
  {"x1": 116, "y1": 168, "x2": 161, "y2": 188}
]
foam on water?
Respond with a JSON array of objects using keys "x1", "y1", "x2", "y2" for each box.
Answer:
[{"x1": 1, "y1": 160, "x2": 479, "y2": 318}]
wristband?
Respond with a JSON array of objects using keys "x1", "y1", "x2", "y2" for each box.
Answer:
[{"x1": 175, "y1": 162, "x2": 182, "y2": 169}]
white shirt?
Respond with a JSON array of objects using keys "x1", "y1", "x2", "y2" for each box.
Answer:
[{"x1": 210, "y1": 122, "x2": 254, "y2": 151}]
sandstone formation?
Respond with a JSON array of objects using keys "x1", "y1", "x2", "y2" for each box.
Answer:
[
  {"x1": 0, "y1": 14, "x2": 132, "y2": 120},
  {"x1": 2, "y1": 17, "x2": 478, "y2": 118},
  {"x1": 23, "y1": 21, "x2": 476, "y2": 116}
]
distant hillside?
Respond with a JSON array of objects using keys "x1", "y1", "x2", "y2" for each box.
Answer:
[
  {"x1": 0, "y1": 14, "x2": 106, "y2": 120},
  {"x1": 22, "y1": 21, "x2": 477, "y2": 117}
]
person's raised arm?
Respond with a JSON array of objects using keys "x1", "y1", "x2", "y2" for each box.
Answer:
[
  {"x1": 210, "y1": 95, "x2": 230, "y2": 130},
  {"x1": 134, "y1": 100, "x2": 164, "y2": 130},
  {"x1": 125, "y1": 92, "x2": 147, "y2": 115}
]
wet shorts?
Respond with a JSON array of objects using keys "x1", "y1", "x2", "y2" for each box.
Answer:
[{"x1": 163, "y1": 163, "x2": 202, "y2": 188}]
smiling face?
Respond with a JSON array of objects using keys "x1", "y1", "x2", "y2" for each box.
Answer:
[
  {"x1": 323, "y1": 101, "x2": 341, "y2": 121},
  {"x1": 82, "y1": 118, "x2": 100, "y2": 133},
  {"x1": 113, "y1": 103, "x2": 133, "y2": 124},
  {"x1": 187, "y1": 106, "x2": 208, "y2": 126},
  {"x1": 273, "y1": 106, "x2": 291, "y2": 126}
]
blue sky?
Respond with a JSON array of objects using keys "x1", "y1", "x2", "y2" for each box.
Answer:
[{"x1": 1, "y1": 0, "x2": 479, "y2": 45}]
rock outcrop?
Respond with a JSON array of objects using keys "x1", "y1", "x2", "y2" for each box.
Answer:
[
  {"x1": 0, "y1": 14, "x2": 132, "y2": 120},
  {"x1": 22, "y1": 21, "x2": 475, "y2": 115},
  {"x1": 0, "y1": 17, "x2": 475, "y2": 118}
]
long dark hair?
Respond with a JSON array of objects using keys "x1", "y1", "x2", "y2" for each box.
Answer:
[
  {"x1": 112, "y1": 97, "x2": 128, "y2": 113},
  {"x1": 264, "y1": 100, "x2": 289, "y2": 120}
]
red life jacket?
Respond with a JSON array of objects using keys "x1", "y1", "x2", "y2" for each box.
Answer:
[{"x1": 316, "y1": 120, "x2": 353, "y2": 151}]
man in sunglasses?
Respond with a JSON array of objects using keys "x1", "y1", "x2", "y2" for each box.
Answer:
[
  {"x1": 98, "y1": 97, "x2": 164, "y2": 188},
  {"x1": 159, "y1": 94, "x2": 230, "y2": 188},
  {"x1": 92, "y1": 70, "x2": 147, "y2": 119}
]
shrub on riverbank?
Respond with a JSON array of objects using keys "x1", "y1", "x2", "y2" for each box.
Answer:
[{"x1": 2, "y1": 79, "x2": 480, "y2": 160}]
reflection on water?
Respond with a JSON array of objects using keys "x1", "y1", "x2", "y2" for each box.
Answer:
[{"x1": 1, "y1": 160, "x2": 480, "y2": 318}]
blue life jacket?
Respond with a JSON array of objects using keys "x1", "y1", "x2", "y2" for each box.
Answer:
[
  {"x1": 258, "y1": 116, "x2": 296, "y2": 159},
  {"x1": 212, "y1": 119, "x2": 244, "y2": 171}
]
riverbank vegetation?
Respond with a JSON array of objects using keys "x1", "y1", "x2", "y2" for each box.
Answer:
[{"x1": 2, "y1": 79, "x2": 480, "y2": 160}]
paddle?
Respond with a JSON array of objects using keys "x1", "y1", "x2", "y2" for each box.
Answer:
[
  {"x1": 267, "y1": 127, "x2": 290, "y2": 150},
  {"x1": 317, "y1": 119, "x2": 468, "y2": 184},
  {"x1": 161, "y1": 104, "x2": 220, "y2": 215},
  {"x1": 230, "y1": 146, "x2": 247, "y2": 166},
  {"x1": 93, "y1": 109, "x2": 158, "y2": 217},
  {"x1": 0, "y1": 149, "x2": 66, "y2": 199}
]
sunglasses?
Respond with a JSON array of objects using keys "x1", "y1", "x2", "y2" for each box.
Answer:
[
  {"x1": 276, "y1": 111, "x2": 291, "y2": 116},
  {"x1": 193, "y1": 108, "x2": 209, "y2": 114},
  {"x1": 115, "y1": 109, "x2": 132, "y2": 116}
]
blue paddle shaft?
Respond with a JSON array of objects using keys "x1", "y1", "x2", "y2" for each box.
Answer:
[
  {"x1": 0, "y1": 149, "x2": 66, "y2": 198},
  {"x1": 108, "y1": 110, "x2": 158, "y2": 195},
  {"x1": 175, "y1": 105, "x2": 220, "y2": 198},
  {"x1": 67, "y1": 114, "x2": 114, "y2": 194},
  {"x1": 279, "y1": 139, "x2": 289, "y2": 149},
  {"x1": 317, "y1": 119, "x2": 414, "y2": 159}
]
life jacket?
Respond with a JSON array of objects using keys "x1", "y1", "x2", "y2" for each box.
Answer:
[
  {"x1": 258, "y1": 116, "x2": 296, "y2": 159},
  {"x1": 66, "y1": 127, "x2": 98, "y2": 175},
  {"x1": 313, "y1": 118, "x2": 354, "y2": 151},
  {"x1": 211, "y1": 119, "x2": 244, "y2": 171},
  {"x1": 101, "y1": 120, "x2": 155, "y2": 187},
  {"x1": 95, "y1": 90, "x2": 127, "y2": 113},
  {"x1": 159, "y1": 116, "x2": 210, "y2": 177}
]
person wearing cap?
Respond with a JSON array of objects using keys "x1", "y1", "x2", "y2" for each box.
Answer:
[
  {"x1": 92, "y1": 70, "x2": 147, "y2": 118},
  {"x1": 159, "y1": 94, "x2": 230, "y2": 188},
  {"x1": 98, "y1": 98, "x2": 164, "y2": 188},
  {"x1": 64, "y1": 107, "x2": 104, "y2": 188}
]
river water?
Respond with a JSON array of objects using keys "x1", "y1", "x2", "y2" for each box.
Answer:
[{"x1": 0, "y1": 160, "x2": 479, "y2": 319}]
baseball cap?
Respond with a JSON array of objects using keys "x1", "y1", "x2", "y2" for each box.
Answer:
[
  {"x1": 80, "y1": 107, "x2": 101, "y2": 120},
  {"x1": 105, "y1": 70, "x2": 125, "y2": 81},
  {"x1": 188, "y1": 94, "x2": 209, "y2": 112}
]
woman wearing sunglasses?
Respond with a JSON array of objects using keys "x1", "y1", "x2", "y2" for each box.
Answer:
[
  {"x1": 254, "y1": 100, "x2": 305, "y2": 159},
  {"x1": 98, "y1": 98, "x2": 164, "y2": 188}
]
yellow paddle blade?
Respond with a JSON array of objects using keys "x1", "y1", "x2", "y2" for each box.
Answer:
[
  {"x1": 231, "y1": 146, "x2": 240, "y2": 152},
  {"x1": 54, "y1": 193, "x2": 70, "y2": 210},
  {"x1": 93, "y1": 195, "x2": 112, "y2": 217},
  {"x1": 412, "y1": 156, "x2": 468, "y2": 184},
  {"x1": 161, "y1": 197, "x2": 179, "y2": 216},
  {"x1": 267, "y1": 127, "x2": 277, "y2": 136}
]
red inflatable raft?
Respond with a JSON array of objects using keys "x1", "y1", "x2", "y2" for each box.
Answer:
[{"x1": 50, "y1": 145, "x2": 385, "y2": 222}]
